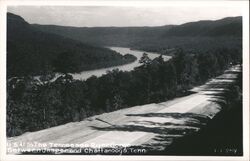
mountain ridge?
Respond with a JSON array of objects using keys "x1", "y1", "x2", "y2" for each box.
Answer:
[
  {"x1": 7, "y1": 13, "x2": 136, "y2": 77},
  {"x1": 32, "y1": 16, "x2": 242, "y2": 51},
  {"x1": 31, "y1": 16, "x2": 241, "y2": 29}
]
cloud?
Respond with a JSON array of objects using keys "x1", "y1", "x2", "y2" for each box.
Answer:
[{"x1": 7, "y1": 6, "x2": 242, "y2": 27}]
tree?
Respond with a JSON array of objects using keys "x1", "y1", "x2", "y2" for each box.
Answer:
[
  {"x1": 112, "y1": 94, "x2": 124, "y2": 110},
  {"x1": 139, "y1": 53, "x2": 152, "y2": 67}
]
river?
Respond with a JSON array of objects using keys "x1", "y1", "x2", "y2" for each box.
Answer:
[
  {"x1": 69, "y1": 47, "x2": 171, "y2": 80},
  {"x1": 32, "y1": 47, "x2": 171, "y2": 82}
]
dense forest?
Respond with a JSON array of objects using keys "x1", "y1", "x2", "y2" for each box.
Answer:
[
  {"x1": 33, "y1": 16, "x2": 242, "y2": 52},
  {"x1": 7, "y1": 13, "x2": 136, "y2": 77},
  {"x1": 7, "y1": 47, "x2": 242, "y2": 137}
]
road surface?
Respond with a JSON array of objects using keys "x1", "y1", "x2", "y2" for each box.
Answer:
[{"x1": 7, "y1": 65, "x2": 241, "y2": 154}]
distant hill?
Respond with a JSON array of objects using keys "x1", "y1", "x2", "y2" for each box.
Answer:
[
  {"x1": 163, "y1": 17, "x2": 242, "y2": 37},
  {"x1": 7, "y1": 13, "x2": 136, "y2": 77},
  {"x1": 33, "y1": 16, "x2": 242, "y2": 52},
  {"x1": 32, "y1": 24, "x2": 175, "y2": 47}
]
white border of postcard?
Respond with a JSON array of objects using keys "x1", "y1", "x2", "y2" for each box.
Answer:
[{"x1": 0, "y1": 0, "x2": 249, "y2": 161}]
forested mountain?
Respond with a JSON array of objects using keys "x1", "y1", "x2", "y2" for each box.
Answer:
[
  {"x1": 32, "y1": 24, "x2": 175, "y2": 48},
  {"x1": 33, "y1": 16, "x2": 242, "y2": 52},
  {"x1": 7, "y1": 13, "x2": 136, "y2": 77},
  {"x1": 163, "y1": 16, "x2": 242, "y2": 37},
  {"x1": 7, "y1": 13, "x2": 242, "y2": 138}
]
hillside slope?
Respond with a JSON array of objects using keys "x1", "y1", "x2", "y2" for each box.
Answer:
[
  {"x1": 33, "y1": 16, "x2": 242, "y2": 52},
  {"x1": 7, "y1": 13, "x2": 136, "y2": 77},
  {"x1": 164, "y1": 17, "x2": 242, "y2": 37},
  {"x1": 32, "y1": 24, "x2": 174, "y2": 47}
]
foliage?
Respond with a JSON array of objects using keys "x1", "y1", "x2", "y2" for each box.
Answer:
[{"x1": 7, "y1": 47, "x2": 242, "y2": 137}]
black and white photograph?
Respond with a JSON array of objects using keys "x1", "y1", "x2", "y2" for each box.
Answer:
[{"x1": 0, "y1": 0, "x2": 249, "y2": 161}]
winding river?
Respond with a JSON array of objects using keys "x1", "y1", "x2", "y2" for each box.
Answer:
[{"x1": 69, "y1": 47, "x2": 171, "y2": 80}]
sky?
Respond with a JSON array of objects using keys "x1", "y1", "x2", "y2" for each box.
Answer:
[{"x1": 8, "y1": 6, "x2": 242, "y2": 27}]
